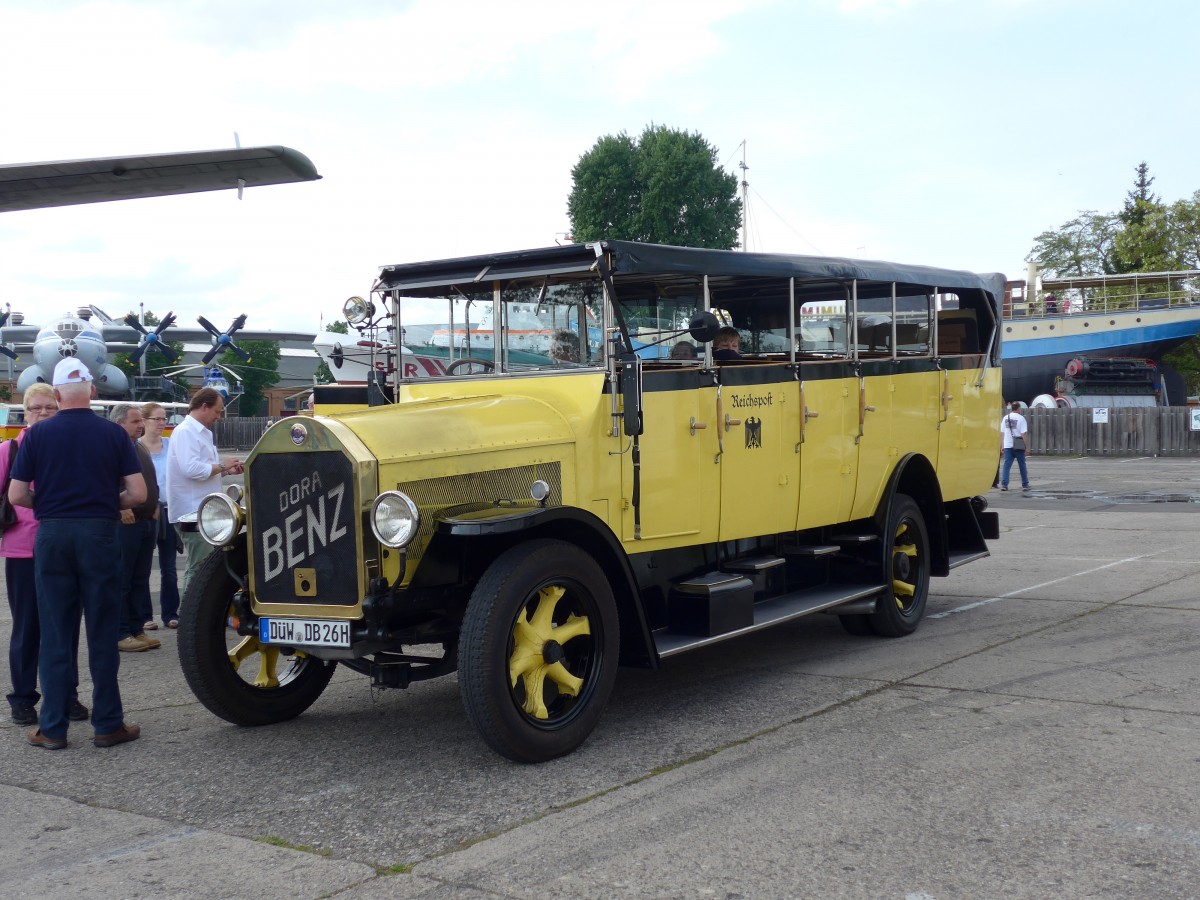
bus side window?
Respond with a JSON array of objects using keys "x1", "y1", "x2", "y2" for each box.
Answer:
[{"x1": 937, "y1": 312, "x2": 979, "y2": 355}]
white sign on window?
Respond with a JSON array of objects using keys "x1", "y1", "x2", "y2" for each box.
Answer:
[{"x1": 1092, "y1": 407, "x2": 1110, "y2": 424}]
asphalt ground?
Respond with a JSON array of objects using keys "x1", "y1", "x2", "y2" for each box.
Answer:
[{"x1": 1, "y1": 455, "x2": 1198, "y2": 898}]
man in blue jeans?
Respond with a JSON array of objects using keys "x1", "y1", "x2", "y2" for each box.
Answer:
[
  {"x1": 1000, "y1": 403, "x2": 1030, "y2": 494},
  {"x1": 8, "y1": 358, "x2": 146, "y2": 750},
  {"x1": 109, "y1": 404, "x2": 162, "y2": 654}
]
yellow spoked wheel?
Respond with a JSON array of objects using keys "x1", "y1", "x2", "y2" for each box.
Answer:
[
  {"x1": 226, "y1": 613, "x2": 311, "y2": 690},
  {"x1": 460, "y1": 539, "x2": 619, "y2": 763},
  {"x1": 869, "y1": 493, "x2": 930, "y2": 637},
  {"x1": 178, "y1": 542, "x2": 336, "y2": 726},
  {"x1": 508, "y1": 585, "x2": 591, "y2": 719}
]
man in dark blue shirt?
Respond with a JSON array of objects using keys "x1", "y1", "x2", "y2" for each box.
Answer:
[{"x1": 9, "y1": 359, "x2": 146, "y2": 750}]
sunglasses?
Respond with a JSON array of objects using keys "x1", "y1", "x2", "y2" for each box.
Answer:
[
  {"x1": 26, "y1": 405, "x2": 57, "y2": 413},
  {"x1": 145, "y1": 416, "x2": 167, "y2": 422}
]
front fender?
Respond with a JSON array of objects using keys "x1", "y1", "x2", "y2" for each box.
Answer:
[{"x1": 432, "y1": 504, "x2": 659, "y2": 669}]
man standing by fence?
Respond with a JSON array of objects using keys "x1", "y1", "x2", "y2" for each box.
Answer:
[
  {"x1": 166, "y1": 388, "x2": 243, "y2": 596},
  {"x1": 1000, "y1": 403, "x2": 1030, "y2": 494}
]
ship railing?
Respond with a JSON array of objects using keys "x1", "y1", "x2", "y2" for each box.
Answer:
[{"x1": 1012, "y1": 269, "x2": 1200, "y2": 318}]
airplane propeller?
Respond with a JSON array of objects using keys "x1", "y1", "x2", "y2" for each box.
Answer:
[
  {"x1": 198, "y1": 313, "x2": 251, "y2": 364},
  {"x1": 124, "y1": 311, "x2": 181, "y2": 363},
  {"x1": 0, "y1": 311, "x2": 15, "y2": 360}
]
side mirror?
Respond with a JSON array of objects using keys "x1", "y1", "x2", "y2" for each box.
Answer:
[
  {"x1": 620, "y1": 353, "x2": 643, "y2": 437},
  {"x1": 688, "y1": 311, "x2": 721, "y2": 344}
]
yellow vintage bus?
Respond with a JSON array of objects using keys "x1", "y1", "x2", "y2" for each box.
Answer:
[
  {"x1": 179, "y1": 241, "x2": 1003, "y2": 762},
  {"x1": 0, "y1": 400, "x2": 186, "y2": 440}
]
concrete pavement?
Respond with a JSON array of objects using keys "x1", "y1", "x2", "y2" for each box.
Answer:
[{"x1": 1, "y1": 456, "x2": 1198, "y2": 898}]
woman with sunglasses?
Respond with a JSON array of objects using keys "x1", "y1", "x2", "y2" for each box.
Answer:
[
  {"x1": 2, "y1": 385, "x2": 88, "y2": 725},
  {"x1": 138, "y1": 403, "x2": 180, "y2": 629}
]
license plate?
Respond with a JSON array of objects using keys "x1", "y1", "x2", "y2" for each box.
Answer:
[{"x1": 259, "y1": 617, "x2": 351, "y2": 648}]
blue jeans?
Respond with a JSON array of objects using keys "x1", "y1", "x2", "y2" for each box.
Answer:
[
  {"x1": 35, "y1": 519, "x2": 125, "y2": 739},
  {"x1": 118, "y1": 519, "x2": 157, "y2": 639},
  {"x1": 155, "y1": 505, "x2": 180, "y2": 624},
  {"x1": 1002, "y1": 448, "x2": 1029, "y2": 489},
  {"x1": 6, "y1": 557, "x2": 81, "y2": 710}
]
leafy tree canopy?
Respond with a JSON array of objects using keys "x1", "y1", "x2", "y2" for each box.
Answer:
[
  {"x1": 1026, "y1": 162, "x2": 1198, "y2": 277},
  {"x1": 568, "y1": 124, "x2": 741, "y2": 249}
]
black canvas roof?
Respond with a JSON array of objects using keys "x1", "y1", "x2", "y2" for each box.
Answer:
[{"x1": 376, "y1": 240, "x2": 1005, "y2": 315}]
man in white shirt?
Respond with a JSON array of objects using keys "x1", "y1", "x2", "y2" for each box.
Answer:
[
  {"x1": 166, "y1": 388, "x2": 244, "y2": 593},
  {"x1": 999, "y1": 403, "x2": 1030, "y2": 493}
]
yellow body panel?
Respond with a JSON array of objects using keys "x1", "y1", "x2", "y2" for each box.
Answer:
[{"x1": 249, "y1": 358, "x2": 999, "y2": 616}]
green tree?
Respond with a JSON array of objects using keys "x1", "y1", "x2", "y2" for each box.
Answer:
[
  {"x1": 222, "y1": 339, "x2": 280, "y2": 416},
  {"x1": 568, "y1": 124, "x2": 741, "y2": 249},
  {"x1": 313, "y1": 318, "x2": 349, "y2": 384}
]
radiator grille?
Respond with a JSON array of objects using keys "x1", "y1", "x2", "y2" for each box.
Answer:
[{"x1": 247, "y1": 450, "x2": 360, "y2": 605}]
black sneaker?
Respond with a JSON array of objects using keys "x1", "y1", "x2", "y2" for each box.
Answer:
[
  {"x1": 69, "y1": 700, "x2": 89, "y2": 722},
  {"x1": 11, "y1": 704, "x2": 37, "y2": 726}
]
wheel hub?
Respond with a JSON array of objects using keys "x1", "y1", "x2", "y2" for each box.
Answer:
[{"x1": 542, "y1": 639, "x2": 565, "y2": 665}]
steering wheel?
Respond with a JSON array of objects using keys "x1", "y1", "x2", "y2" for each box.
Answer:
[{"x1": 446, "y1": 357, "x2": 496, "y2": 375}]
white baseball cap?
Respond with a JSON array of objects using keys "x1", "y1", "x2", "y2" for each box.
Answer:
[{"x1": 52, "y1": 358, "x2": 94, "y2": 386}]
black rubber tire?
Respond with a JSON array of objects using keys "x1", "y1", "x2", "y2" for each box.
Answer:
[
  {"x1": 178, "y1": 542, "x2": 336, "y2": 726},
  {"x1": 869, "y1": 493, "x2": 931, "y2": 637},
  {"x1": 838, "y1": 614, "x2": 873, "y2": 636},
  {"x1": 458, "y1": 539, "x2": 618, "y2": 763}
]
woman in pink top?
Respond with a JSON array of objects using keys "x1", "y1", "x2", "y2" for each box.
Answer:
[{"x1": 2, "y1": 384, "x2": 86, "y2": 726}]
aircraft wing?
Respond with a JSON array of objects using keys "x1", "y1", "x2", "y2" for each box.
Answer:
[{"x1": 0, "y1": 145, "x2": 320, "y2": 213}]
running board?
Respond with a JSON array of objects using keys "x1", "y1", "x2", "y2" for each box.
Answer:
[
  {"x1": 655, "y1": 583, "x2": 883, "y2": 658},
  {"x1": 947, "y1": 549, "x2": 990, "y2": 569}
]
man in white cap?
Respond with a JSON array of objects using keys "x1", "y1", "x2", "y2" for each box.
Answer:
[{"x1": 8, "y1": 358, "x2": 147, "y2": 750}]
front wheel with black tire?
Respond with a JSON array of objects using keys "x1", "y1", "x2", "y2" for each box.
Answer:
[
  {"x1": 458, "y1": 539, "x2": 619, "y2": 763},
  {"x1": 178, "y1": 542, "x2": 337, "y2": 726},
  {"x1": 869, "y1": 493, "x2": 931, "y2": 637}
]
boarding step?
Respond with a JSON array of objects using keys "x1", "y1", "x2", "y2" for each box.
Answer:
[
  {"x1": 947, "y1": 549, "x2": 990, "y2": 569},
  {"x1": 668, "y1": 572, "x2": 755, "y2": 638},
  {"x1": 782, "y1": 544, "x2": 840, "y2": 557},
  {"x1": 722, "y1": 556, "x2": 786, "y2": 573},
  {"x1": 656, "y1": 582, "x2": 884, "y2": 658},
  {"x1": 830, "y1": 533, "x2": 879, "y2": 544}
]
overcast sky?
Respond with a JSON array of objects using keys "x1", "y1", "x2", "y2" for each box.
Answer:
[{"x1": 1, "y1": 0, "x2": 1195, "y2": 333}]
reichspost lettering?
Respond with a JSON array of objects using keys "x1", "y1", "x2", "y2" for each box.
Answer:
[
  {"x1": 262, "y1": 482, "x2": 348, "y2": 581},
  {"x1": 731, "y1": 393, "x2": 773, "y2": 409}
]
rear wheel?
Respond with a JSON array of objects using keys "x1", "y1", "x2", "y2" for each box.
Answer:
[
  {"x1": 178, "y1": 542, "x2": 336, "y2": 725},
  {"x1": 459, "y1": 539, "x2": 618, "y2": 763},
  {"x1": 869, "y1": 493, "x2": 930, "y2": 637}
]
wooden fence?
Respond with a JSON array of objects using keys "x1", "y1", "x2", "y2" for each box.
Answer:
[
  {"x1": 1025, "y1": 407, "x2": 1200, "y2": 456},
  {"x1": 213, "y1": 417, "x2": 273, "y2": 451}
]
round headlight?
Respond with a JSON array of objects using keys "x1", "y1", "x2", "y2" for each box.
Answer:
[
  {"x1": 371, "y1": 491, "x2": 419, "y2": 549},
  {"x1": 198, "y1": 493, "x2": 244, "y2": 547},
  {"x1": 343, "y1": 295, "x2": 374, "y2": 326}
]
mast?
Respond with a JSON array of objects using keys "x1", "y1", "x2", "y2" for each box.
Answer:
[{"x1": 739, "y1": 140, "x2": 749, "y2": 251}]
